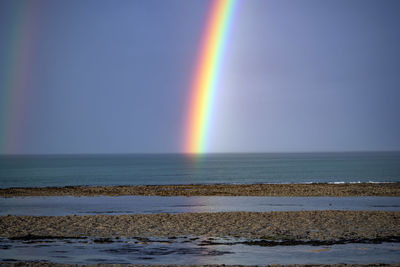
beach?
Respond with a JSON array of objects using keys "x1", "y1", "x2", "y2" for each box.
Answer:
[
  {"x1": 2, "y1": 183, "x2": 400, "y2": 197},
  {"x1": 1, "y1": 183, "x2": 400, "y2": 265},
  {"x1": 1, "y1": 211, "x2": 400, "y2": 242}
]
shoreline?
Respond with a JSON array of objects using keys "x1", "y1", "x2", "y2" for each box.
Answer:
[{"x1": 1, "y1": 183, "x2": 400, "y2": 197}]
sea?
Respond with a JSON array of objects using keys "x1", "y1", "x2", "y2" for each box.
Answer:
[{"x1": 1, "y1": 151, "x2": 400, "y2": 188}]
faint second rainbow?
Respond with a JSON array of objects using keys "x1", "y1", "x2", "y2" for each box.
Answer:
[
  {"x1": 183, "y1": 0, "x2": 237, "y2": 154},
  {"x1": 0, "y1": 1, "x2": 39, "y2": 153}
]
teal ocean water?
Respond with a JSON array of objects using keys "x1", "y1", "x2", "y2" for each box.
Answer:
[{"x1": 0, "y1": 152, "x2": 399, "y2": 188}]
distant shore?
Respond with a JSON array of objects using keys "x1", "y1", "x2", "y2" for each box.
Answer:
[{"x1": 1, "y1": 183, "x2": 400, "y2": 197}]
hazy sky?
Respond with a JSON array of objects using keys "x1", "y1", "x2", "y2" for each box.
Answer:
[{"x1": 1, "y1": 0, "x2": 399, "y2": 154}]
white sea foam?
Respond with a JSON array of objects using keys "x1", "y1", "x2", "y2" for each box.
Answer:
[{"x1": 327, "y1": 181, "x2": 395, "y2": 184}]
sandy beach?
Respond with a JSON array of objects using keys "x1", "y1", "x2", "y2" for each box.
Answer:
[
  {"x1": 1, "y1": 183, "x2": 400, "y2": 197},
  {"x1": 2, "y1": 184, "x2": 400, "y2": 265},
  {"x1": 1, "y1": 211, "x2": 399, "y2": 242}
]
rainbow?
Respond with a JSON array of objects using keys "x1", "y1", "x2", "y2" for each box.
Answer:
[
  {"x1": 0, "y1": 1, "x2": 39, "y2": 153},
  {"x1": 183, "y1": 0, "x2": 237, "y2": 154}
]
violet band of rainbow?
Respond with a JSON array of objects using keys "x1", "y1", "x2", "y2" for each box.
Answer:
[{"x1": 184, "y1": 0, "x2": 237, "y2": 154}]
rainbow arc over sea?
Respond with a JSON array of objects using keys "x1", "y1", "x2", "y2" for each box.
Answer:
[{"x1": 183, "y1": 0, "x2": 237, "y2": 154}]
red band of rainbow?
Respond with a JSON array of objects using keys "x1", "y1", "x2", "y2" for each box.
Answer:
[{"x1": 183, "y1": 0, "x2": 237, "y2": 154}]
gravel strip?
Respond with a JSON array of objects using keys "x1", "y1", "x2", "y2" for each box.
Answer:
[
  {"x1": 1, "y1": 211, "x2": 399, "y2": 241},
  {"x1": 1, "y1": 183, "x2": 400, "y2": 197}
]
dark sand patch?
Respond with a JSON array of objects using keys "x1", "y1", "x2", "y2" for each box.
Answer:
[
  {"x1": 1, "y1": 183, "x2": 400, "y2": 197},
  {"x1": 1, "y1": 211, "x2": 399, "y2": 241}
]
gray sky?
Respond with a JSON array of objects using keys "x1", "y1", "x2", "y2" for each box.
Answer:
[{"x1": 0, "y1": 0, "x2": 399, "y2": 154}]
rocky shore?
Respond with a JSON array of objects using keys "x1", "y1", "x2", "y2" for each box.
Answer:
[
  {"x1": 1, "y1": 183, "x2": 400, "y2": 197},
  {"x1": 1, "y1": 211, "x2": 399, "y2": 241}
]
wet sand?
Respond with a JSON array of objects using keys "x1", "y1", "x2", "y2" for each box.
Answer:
[
  {"x1": 2, "y1": 185, "x2": 400, "y2": 266},
  {"x1": 1, "y1": 211, "x2": 399, "y2": 241},
  {"x1": 1, "y1": 263, "x2": 400, "y2": 267},
  {"x1": 1, "y1": 264, "x2": 400, "y2": 267},
  {"x1": 1, "y1": 183, "x2": 400, "y2": 197}
]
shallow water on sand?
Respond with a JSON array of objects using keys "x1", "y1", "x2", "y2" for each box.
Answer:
[
  {"x1": 1, "y1": 237, "x2": 400, "y2": 265},
  {"x1": 1, "y1": 196, "x2": 400, "y2": 216}
]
